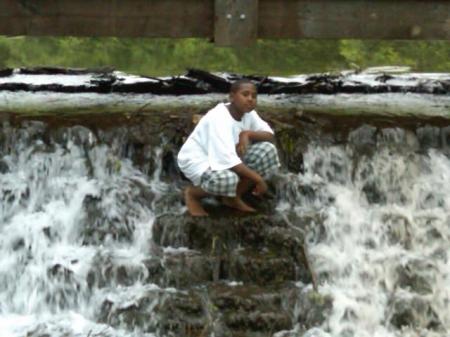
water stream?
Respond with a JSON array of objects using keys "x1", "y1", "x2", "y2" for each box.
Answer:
[
  {"x1": 278, "y1": 126, "x2": 450, "y2": 337},
  {"x1": 0, "y1": 122, "x2": 167, "y2": 337},
  {"x1": 1, "y1": 119, "x2": 450, "y2": 337}
]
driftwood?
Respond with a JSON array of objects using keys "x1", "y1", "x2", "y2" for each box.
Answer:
[{"x1": 0, "y1": 67, "x2": 448, "y2": 95}]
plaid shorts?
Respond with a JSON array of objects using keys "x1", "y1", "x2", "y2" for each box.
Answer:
[{"x1": 200, "y1": 141, "x2": 280, "y2": 197}]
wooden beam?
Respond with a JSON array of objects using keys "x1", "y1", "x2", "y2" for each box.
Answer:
[
  {"x1": 214, "y1": 0, "x2": 258, "y2": 46},
  {"x1": 0, "y1": 0, "x2": 213, "y2": 38},
  {"x1": 0, "y1": 0, "x2": 448, "y2": 43},
  {"x1": 259, "y1": 0, "x2": 450, "y2": 40}
]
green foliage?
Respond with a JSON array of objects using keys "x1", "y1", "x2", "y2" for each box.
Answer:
[
  {"x1": 0, "y1": 40, "x2": 11, "y2": 68},
  {"x1": 339, "y1": 40, "x2": 450, "y2": 72},
  {"x1": 0, "y1": 36, "x2": 448, "y2": 75}
]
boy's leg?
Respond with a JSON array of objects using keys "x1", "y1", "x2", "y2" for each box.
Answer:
[
  {"x1": 236, "y1": 176, "x2": 253, "y2": 198},
  {"x1": 201, "y1": 169, "x2": 255, "y2": 213},
  {"x1": 222, "y1": 187, "x2": 256, "y2": 213},
  {"x1": 243, "y1": 142, "x2": 280, "y2": 193},
  {"x1": 184, "y1": 185, "x2": 209, "y2": 217}
]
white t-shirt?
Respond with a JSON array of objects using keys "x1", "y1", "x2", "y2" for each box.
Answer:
[{"x1": 177, "y1": 102, "x2": 274, "y2": 186}]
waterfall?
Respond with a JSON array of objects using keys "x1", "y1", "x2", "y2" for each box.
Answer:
[
  {"x1": 279, "y1": 126, "x2": 450, "y2": 337},
  {"x1": 1, "y1": 118, "x2": 450, "y2": 337},
  {"x1": 0, "y1": 121, "x2": 165, "y2": 337}
]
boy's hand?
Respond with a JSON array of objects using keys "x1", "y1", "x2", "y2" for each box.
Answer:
[{"x1": 252, "y1": 178, "x2": 268, "y2": 197}]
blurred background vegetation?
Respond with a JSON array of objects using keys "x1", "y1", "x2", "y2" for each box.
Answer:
[{"x1": 0, "y1": 36, "x2": 448, "y2": 76}]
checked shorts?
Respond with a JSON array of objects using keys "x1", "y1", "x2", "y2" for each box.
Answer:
[{"x1": 199, "y1": 141, "x2": 280, "y2": 197}]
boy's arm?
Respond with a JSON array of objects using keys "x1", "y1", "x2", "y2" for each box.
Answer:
[
  {"x1": 241, "y1": 130, "x2": 274, "y2": 142},
  {"x1": 230, "y1": 163, "x2": 267, "y2": 196},
  {"x1": 237, "y1": 130, "x2": 274, "y2": 157}
]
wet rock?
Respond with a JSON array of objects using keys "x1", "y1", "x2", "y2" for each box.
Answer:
[
  {"x1": 416, "y1": 126, "x2": 442, "y2": 150},
  {"x1": 92, "y1": 121, "x2": 183, "y2": 179},
  {"x1": 296, "y1": 289, "x2": 333, "y2": 328},
  {"x1": 382, "y1": 213, "x2": 412, "y2": 249},
  {"x1": 143, "y1": 255, "x2": 165, "y2": 276},
  {"x1": 389, "y1": 295, "x2": 443, "y2": 330},
  {"x1": 377, "y1": 128, "x2": 419, "y2": 151},
  {"x1": 208, "y1": 315, "x2": 234, "y2": 337},
  {"x1": 81, "y1": 194, "x2": 135, "y2": 244},
  {"x1": 361, "y1": 181, "x2": 386, "y2": 204},
  {"x1": 45, "y1": 264, "x2": 81, "y2": 309},
  {"x1": 138, "y1": 207, "x2": 316, "y2": 337},
  {"x1": 159, "y1": 250, "x2": 216, "y2": 288},
  {"x1": 152, "y1": 190, "x2": 184, "y2": 216},
  {"x1": 223, "y1": 248, "x2": 297, "y2": 285},
  {"x1": 99, "y1": 287, "x2": 207, "y2": 335},
  {"x1": 151, "y1": 213, "x2": 312, "y2": 291},
  {"x1": 225, "y1": 311, "x2": 291, "y2": 332},
  {"x1": 395, "y1": 258, "x2": 436, "y2": 295},
  {"x1": 18, "y1": 121, "x2": 48, "y2": 147},
  {"x1": 274, "y1": 173, "x2": 318, "y2": 207},
  {"x1": 49, "y1": 125, "x2": 97, "y2": 149},
  {"x1": 94, "y1": 127, "x2": 128, "y2": 152},
  {"x1": 441, "y1": 126, "x2": 450, "y2": 152},
  {"x1": 276, "y1": 128, "x2": 309, "y2": 174},
  {"x1": 153, "y1": 214, "x2": 305, "y2": 260},
  {"x1": 87, "y1": 251, "x2": 151, "y2": 288},
  {"x1": 80, "y1": 175, "x2": 154, "y2": 245},
  {"x1": 0, "y1": 158, "x2": 9, "y2": 173},
  {"x1": 348, "y1": 124, "x2": 377, "y2": 156},
  {"x1": 42, "y1": 225, "x2": 63, "y2": 243},
  {"x1": 148, "y1": 238, "x2": 304, "y2": 289},
  {"x1": 11, "y1": 237, "x2": 25, "y2": 250},
  {"x1": 156, "y1": 290, "x2": 207, "y2": 336},
  {"x1": 207, "y1": 283, "x2": 295, "y2": 334}
]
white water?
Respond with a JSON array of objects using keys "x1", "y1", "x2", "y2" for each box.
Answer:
[
  {"x1": 0, "y1": 122, "x2": 173, "y2": 337},
  {"x1": 279, "y1": 127, "x2": 450, "y2": 337},
  {"x1": 2, "y1": 121, "x2": 450, "y2": 337}
]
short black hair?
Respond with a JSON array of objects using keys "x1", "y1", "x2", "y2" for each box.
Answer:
[{"x1": 230, "y1": 79, "x2": 256, "y2": 93}]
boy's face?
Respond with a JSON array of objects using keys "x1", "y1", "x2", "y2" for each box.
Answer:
[{"x1": 230, "y1": 83, "x2": 257, "y2": 114}]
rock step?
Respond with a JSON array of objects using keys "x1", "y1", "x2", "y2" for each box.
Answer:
[
  {"x1": 85, "y1": 248, "x2": 306, "y2": 290},
  {"x1": 156, "y1": 248, "x2": 303, "y2": 287},
  {"x1": 152, "y1": 214, "x2": 306, "y2": 262},
  {"x1": 98, "y1": 282, "x2": 304, "y2": 337},
  {"x1": 98, "y1": 285, "x2": 206, "y2": 336}
]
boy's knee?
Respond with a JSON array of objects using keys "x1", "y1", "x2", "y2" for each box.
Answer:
[
  {"x1": 246, "y1": 141, "x2": 278, "y2": 161},
  {"x1": 200, "y1": 169, "x2": 239, "y2": 197},
  {"x1": 263, "y1": 142, "x2": 278, "y2": 155},
  {"x1": 245, "y1": 141, "x2": 280, "y2": 177}
]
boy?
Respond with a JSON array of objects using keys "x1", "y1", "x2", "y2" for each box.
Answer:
[{"x1": 177, "y1": 79, "x2": 280, "y2": 216}]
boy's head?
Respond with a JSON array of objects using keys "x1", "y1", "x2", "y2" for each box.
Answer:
[
  {"x1": 230, "y1": 79, "x2": 256, "y2": 94},
  {"x1": 229, "y1": 79, "x2": 257, "y2": 114}
]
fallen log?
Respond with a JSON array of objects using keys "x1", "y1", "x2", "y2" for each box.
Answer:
[{"x1": 0, "y1": 67, "x2": 448, "y2": 95}]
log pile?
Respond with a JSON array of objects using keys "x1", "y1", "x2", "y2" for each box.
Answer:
[{"x1": 0, "y1": 67, "x2": 448, "y2": 95}]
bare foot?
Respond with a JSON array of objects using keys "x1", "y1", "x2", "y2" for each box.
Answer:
[
  {"x1": 221, "y1": 197, "x2": 256, "y2": 213},
  {"x1": 184, "y1": 186, "x2": 208, "y2": 217}
]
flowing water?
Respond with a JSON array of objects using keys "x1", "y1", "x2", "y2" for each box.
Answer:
[
  {"x1": 0, "y1": 121, "x2": 173, "y2": 337},
  {"x1": 277, "y1": 126, "x2": 450, "y2": 337},
  {"x1": 1, "y1": 118, "x2": 450, "y2": 337}
]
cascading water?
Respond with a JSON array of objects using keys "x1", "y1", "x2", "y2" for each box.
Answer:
[
  {"x1": 278, "y1": 126, "x2": 450, "y2": 337},
  {"x1": 2, "y1": 116, "x2": 450, "y2": 337},
  {"x1": 0, "y1": 121, "x2": 172, "y2": 337}
]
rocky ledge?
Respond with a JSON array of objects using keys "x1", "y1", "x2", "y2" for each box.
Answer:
[{"x1": 86, "y1": 204, "x2": 332, "y2": 337}]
